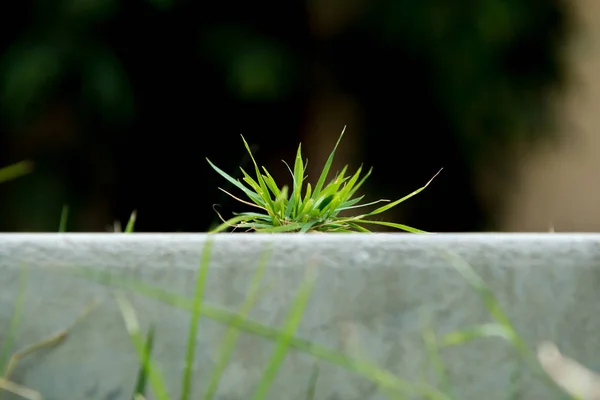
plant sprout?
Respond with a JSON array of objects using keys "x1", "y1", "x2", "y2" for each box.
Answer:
[{"x1": 207, "y1": 127, "x2": 440, "y2": 233}]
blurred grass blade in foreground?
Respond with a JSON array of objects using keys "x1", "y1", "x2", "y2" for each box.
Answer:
[{"x1": 0, "y1": 161, "x2": 33, "y2": 185}]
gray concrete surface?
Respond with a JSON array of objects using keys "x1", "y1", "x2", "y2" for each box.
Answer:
[{"x1": 0, "y1": 233, "x2": 599, "y2": 400}]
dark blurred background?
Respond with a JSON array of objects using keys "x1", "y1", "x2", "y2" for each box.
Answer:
[{"x1": 0, "y1": 0, "x2": 575, "y2": 232}]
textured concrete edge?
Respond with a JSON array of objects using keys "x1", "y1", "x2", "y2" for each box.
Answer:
[
  {"x1": 1, "y1": 232, "x2": 599, "y2": 267},
  {"x1": 1, "y1": 232, "x2": 600, "y2": 244},
  {"x1": 1, "y1": 233, "x2": 599, "y2": 400}
]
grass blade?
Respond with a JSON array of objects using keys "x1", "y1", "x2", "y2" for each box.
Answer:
[
  {"x1": 282, "y1": 160, "x2": 297, "y2": 218},
  {"x1": 209, "y1": 214, "x2": 258, "y2": 233},
  {"x1": 0, "y1": 377, "x2": 42, "y2": 400},
  {"x1": 305, "y1": 363, "x2": 319, "y2": 400},
  {"x1": 72, "y1": 267, "x2": 450, "y2": 398},
  {"x1": 240, "y1": 135, "x2": 274, "y2": 209},
  {"x1": 181, "y1": 239, "x2": 213, "y2": 400},
  {"x1": 0, "y1": 265, "x2": 27, "y2": 376},
  {"x1": 291, "y1": 143, "x2": 305, "y2": 216},
  {"x1": 420, "y1": 310, "x2": 454, "y2": 398},
  {"x1": 313, "y1": 126, "x2": 346, "y2": 199},
  {"x1": 346, "y1": 166, "x2": 373, "y2": 200},
  {"x1": 442, "y1": 252, "x2": 515, "y2": 334},
  {"x1": 365, "y1": 169, "x2": 442, "y2": 217},
  {"x1": 438, "y1": 323, "x2": 513, "y2": 347},
  {"x1": 261, "y1": 167, "x2": 281, "y2": 198},
  {"x1": 0, "y1": 161, "x2": 33, "y2": 184},
  {"x1": 132, "y1": 325, "x2": 156, "y2": 399},
  {"x1": 2, "y1": 302, "x2": 95, "y2": 400},
  {"x1": 125, "y1": 210, "x2": 137, "y2": 233},
  {"x1": 345, "y1": 222, "x2": 372, "y2": 232},
  {"x1": 250, "y1": 261, "x2": 318, "y2": 400},
  {"x1": 349, "y1": 219, "x2": 428, "y2": 233},
  {"x1": 114, "y1": 293, "x2": 171, "y2": 400},
  {"x1": 338, "y1": 198, "x2": 385, "y2": 211},
  {"x1": 441, "y1": 250, "x2": 570, "y2": 397},
  {"x1": 58, "y1": 205, "x2": 69, "y2": 232},
  {"x1": 299, "y1": 219, "x2": 320, "y2": 233},
  {"x1": 204, "y1": 246, "x2": 273, "y2": 400},
  {"x1": 329, "y1": 165, "x2": 363, "y2": 211},
  {"x1": 254, "y1": 223, "x2": 305, "y2": 233},
  {"x1": 240, "y1": 168, "x2": 265, "y2": 197},
  {"x1": 206, "y1": 158, "x2": 265, "y2": 207}
]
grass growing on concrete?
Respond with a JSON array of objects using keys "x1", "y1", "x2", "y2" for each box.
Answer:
[
  {"x1": 66, "y1": 241, "x2": 577, "y2": 400},
  {"x1": 1, "y1": 238, "x2": 578, "y2": 399},
  {"x1": 74, "y1": 256, "x2": 448, "y2": 399},
  {"x1": 0, "y1": 159, "x2": 578, "y2": 399},
  {"x1": 207, "y1": 127, "x2": 441, "y2": 233}
]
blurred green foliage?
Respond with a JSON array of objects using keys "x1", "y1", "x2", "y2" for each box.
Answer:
[
  {"x1": 362, "y1": 0, "x2": 569, "y2": 160},
  {"x1": 201, "y1": 27, "x2": 298, "y2": 101},
  {"x1": 1, "y1": 0, "x2": 569, "y2": 147},
  {"x1": 0, "y1": 0, "x2": 138, "y2": 126},
  {"x1": 0, "y1": 0, "x2": 571, "y2": 231}
]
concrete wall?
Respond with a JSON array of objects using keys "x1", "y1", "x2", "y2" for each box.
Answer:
[{"x1": 1, "y1": 233, "x2": 599, "y2": 399}]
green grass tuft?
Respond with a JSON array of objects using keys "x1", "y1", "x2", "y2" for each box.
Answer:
[{"x1": 207, "y1": 127, "x2": 441, "y2": 233}]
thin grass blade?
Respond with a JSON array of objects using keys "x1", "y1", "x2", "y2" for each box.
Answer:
[
  {"x1": 240, "y1": 168, "x2": 263, "y2": 194},
  {"x1": 313, "y1": 126, "x2": 345, "y2": 198},
  {"x1": 0, "y1": 161, "x2": 33, "y2": 184},
  {"x1": 204, "y1": 246, "x2": 273, "y2": 400},
  {"x1": 441, "y1": 252, "x2": 515, "y2": 334},
  {"x1": 337, "y1": 195, "x2": 366, "y2": 209},
  {"x1": 420, "y1": 310, "x2": 455, "y2": 398},
  {"x1": 240, "y1": 135, "x2": 274, "y2": 209},
  {"x1": 345, "y1": 222, "x2": 372, "y2": 232},
  {"x1": 232, "y1": 212, "x2": 273, "y2": 221},
  {"x1": 365, "y1": 169, "x2": 442, "y2": 216},
  {"x1": 132, "y1": 325, "x2": 156, "y2": 399},
  {"x1": 261, "y1": 168, "x2": 281, "y2": 198},
  {"x1": 346, "y1": 166, "x2": 373, "y2": 200},
  {"x1": 302, "y1": 183, "x2": 312, "y2": 207},
  {"x1": 125, "y1": 210, "x2": 137, "y2": 233},
  {"x1": 250, "y1": 261, "x2": 319, "y2": 400},
  {"x1": 438, "y1": 323, "x2": 514, "y2": 347},
  {"x1": 329, "y1": 165, "x2": 363, "y2": 211},
  {"x1": 254, "y1": 222, "x2": 305, "y2": 233},
  {"x1": 0, "y1": 265, "x2": 27, "y2": 376},
  {"x1": 206, "y1": 158, "x2": 265, "y2": 207},
  {"x1": 0, "y1": 378, "x2": 41, "y2": 400},
  {"x1": 209, "y1": 214, "x2": 260, "y2": 233},
  {"x1": 72, "y1": 268, "x2": 449, "y2": 398},
  {"x1": 58, "y1": 205, "x2": 69, "y2": 232},
  {"x1": 315, "y1": 194, "x2": 336, "y2": 213},
  {"x1": 305, "y1": 364, "x2": 320, "y2": 400},
  {"x1": 181, "y1": 240, "x2": 213, "y2": 400},
  {"x1": 338, "y1": 199, "x2": 388, "y2": 211},
  {"x1": 217, "y1": 188, "x2": 270, "y2": 215},
  {"x1": 314, "y1": 169, "x2": 349, "y2": 215},
  {"x1": 236, "y1": 223, "x2": 279, "y2": 230},
  {"x1": 299, "y1": 198, "x2": 315, "y2": 218},
  {"x1": 350, "y1": 219, "x2": 428, "y2": 233},
  {"x1": 440, "y1": 251, "x2": 563, "y2": 393},
  {"x1": 274, "y1": 185, "x2": 289, "y2": 220},
  {"x1": 291, "y1": 143, "x2": 305, "y2": 216},
  {"x1": 114, "y1": 294, "x2": 171, "y2": 400},
  {"x1": 299, "y1": 219, "x2": 320, "y2": 233},
  {"x1": 282, "y1": 160, "x2": 298, "y2": 218}
]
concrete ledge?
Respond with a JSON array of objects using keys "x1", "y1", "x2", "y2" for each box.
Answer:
[{"x1": 1, "y1": 233, "x2": 600, "y2": 399}]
